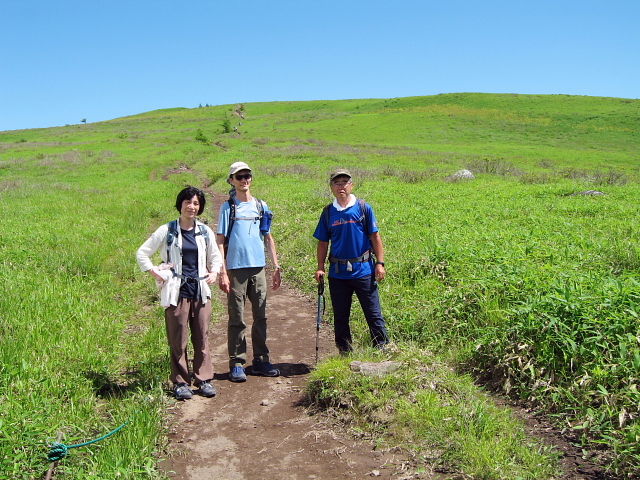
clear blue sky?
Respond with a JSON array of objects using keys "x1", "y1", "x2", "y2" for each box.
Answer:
[{"x1": 2, "y1": 0, "x2": 638, "y2": 132}]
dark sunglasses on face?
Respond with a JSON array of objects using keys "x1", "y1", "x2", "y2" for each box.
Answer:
[{"x1": 235, "y1": 173, "x2": 252, "y2": 181}]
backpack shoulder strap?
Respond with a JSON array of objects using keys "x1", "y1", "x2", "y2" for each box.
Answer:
[
  {"x1": 358, "y1": 199, "x2": 369, "y2": 236},
  {"x1": 196, "y1": 223, "x2": 210, "y2": 246},
  {"x1": 226, "y1": 197, "x2": 236, "y2": 225},
  {"x1": 166, "y1": 220, "x2": 179, "y2": 246},
  {"x1": 166, "y1": 220, "x2": 179, "y2": 261},
  {"x1": 223, "y1": 197, "x2": 235, "y2": 251},
  {"x1": 322, "y1": 203, "x2": 332, "y2": 232},
  {"x1": 254, "y1": 197, "x2": 264, "y2": 218}
]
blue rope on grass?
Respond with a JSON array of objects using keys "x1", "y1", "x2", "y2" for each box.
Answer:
[{"x1": 48, "y1": 417, "x2": 132, "y2": 462}]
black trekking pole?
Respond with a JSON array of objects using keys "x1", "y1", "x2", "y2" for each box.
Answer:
[{"x1": 316, "y1": 274, "x2": 325, "y2": 364}]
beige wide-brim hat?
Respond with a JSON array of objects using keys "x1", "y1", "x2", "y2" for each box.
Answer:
[{"x1": 229, "y1": 161, "x2": 252, "y2": 176}]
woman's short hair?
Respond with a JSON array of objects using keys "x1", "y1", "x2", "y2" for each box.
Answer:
[{"x1": 175, "y1": 186, "x2": 206, "y2": 215}]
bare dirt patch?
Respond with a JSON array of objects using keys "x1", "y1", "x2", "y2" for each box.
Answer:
[{"x1": 503, "y1": 399, "x2": 618, "y2": 479}]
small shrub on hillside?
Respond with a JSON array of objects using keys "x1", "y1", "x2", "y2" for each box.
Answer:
[
  {"x1": 0, "y1": 180, "x2": 21, "y2": 191},
  {"x1": 559, "y1": 167, "x2": 628, "y2": 186},
  {"x1": 381, "y1": 165, "x2": 437, "y2": 183},
  {"x1": 519, "y1": 172, "x2": 555, "y2": 184},
  {"x1": 260, "y1": 163, "x2": 314, "y2": 177},
  {"x1": 403, "y1": 170, "x2": 434, "y2": 183},
  {"x1": 311, "y1": 188, "x2": 334, "y2": 200},
  {"x1": 592, "y1": 169, "x2": 629, "y2": 186},
  {"x1": 538, "y1": 159, "x2": 557, "y2": 169},
  {"x1": 347, "y1": 167, "x2": 377, "y2": 183},
  {"x1": 467, "y1": 157, "x2": 522, "y2": 177},
  {"x1": 559, "y1": 167, "x2": 587, "y2": 180},
  {"x1": 61, "y1": 150, "x2": 82, "y2": 163},
  {"x1": 221, "y1": 115, "x2": 231, "y2": 134},
  {"x1": 195, "y1": 128, "x2": 209, "y2": 144}
]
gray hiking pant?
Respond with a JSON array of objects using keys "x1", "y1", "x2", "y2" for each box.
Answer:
[{"x1": 227, "y1": 267, "x2": 270, "y2": 368}]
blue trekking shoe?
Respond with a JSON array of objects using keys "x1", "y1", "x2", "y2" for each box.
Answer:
[
  {"x1": 252, "y1": 359, "x2": 280, "y2": 377},
  {"x1": 198, "y1": 380, "x2": 217, "y2": 397},
  {"x1": 230, "y1": 366, "x2": 247, "y2": 382},
  {"x1": 174, "y1": 383, "x2": 193, "y2": 400}
]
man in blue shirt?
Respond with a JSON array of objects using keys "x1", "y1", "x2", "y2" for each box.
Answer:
[
  {"x1": 313, "y1": 169, "x2": 389, "y2": 354},
  {"x1": 217, "y1": 161, "x2": 282, "y2": 382}
]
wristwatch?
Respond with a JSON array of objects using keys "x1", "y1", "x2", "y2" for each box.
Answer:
[{"x1": 375, "y1": 261, "x2": 385, "y2": 267}]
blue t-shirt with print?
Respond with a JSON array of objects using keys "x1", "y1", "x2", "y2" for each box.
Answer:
[
  {"x1": 313, "y1": 199, "x2": 378, "y2": 279},
  {"x1": 218, "y1": 197, "x2": 272, "y2": 270}
]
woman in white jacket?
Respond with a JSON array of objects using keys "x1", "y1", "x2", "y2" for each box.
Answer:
[{"x1": 137, "y1": 186, "x2": 222, "y2": 400}]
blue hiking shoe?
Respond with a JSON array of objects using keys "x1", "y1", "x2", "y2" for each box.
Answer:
[
  {"x1": 198, "y1": 380, "x2": 217, "y2": 397},
  {"x1": 252, "y1": 359, "x2": 280, "y2": 377},
  {"x1": 230, "y1": 366, "x2": 247, "y2": 382},
  {"x1": 174, "y1": 383, "x2": 193, "y2": 400}
]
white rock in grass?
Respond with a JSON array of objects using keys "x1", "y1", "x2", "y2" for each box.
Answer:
[
  {"x1": 452, "y1": 169, "x2": 475, "y2": 180},
  {"x1": 571, "y1": 190, "x2": 605, "y2": 196},
  {"x1": 349, "y1": 361, "x2": 401, "y2": 377}
]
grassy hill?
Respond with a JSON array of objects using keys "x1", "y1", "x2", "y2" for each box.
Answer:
[{"x1": 1, "y1": 93, "x2": 639, "y2": 478}]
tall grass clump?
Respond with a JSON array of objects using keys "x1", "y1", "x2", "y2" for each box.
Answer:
[
  {"x1": 306, "y1": 345, "x2": 559, "y2": 479},
  {"x1": 472, "y1": 275, "x2": 640, "y2": 472},
  {"x1": 0, "y1": 153, "x2": 174, "y2": 478}
]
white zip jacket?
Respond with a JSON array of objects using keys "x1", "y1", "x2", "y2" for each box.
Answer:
[{"x1": 136, "y1": 220, "x2": 222, "y2": 308}]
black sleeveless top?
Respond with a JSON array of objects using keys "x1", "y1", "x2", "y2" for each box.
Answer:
[{"x1": 179, "y1": 228, "x2": 199, "y2": 299}]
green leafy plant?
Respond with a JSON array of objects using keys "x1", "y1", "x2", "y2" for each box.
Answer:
[
  {"x1": 220, "y1": 114, "x2": 231, "y2": 134},
  {"x1": 194, "y1": 128, "x2": 209, "y2": 143}
]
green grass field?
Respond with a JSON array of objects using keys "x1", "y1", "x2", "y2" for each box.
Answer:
[{"x1": 1, "y1": 93, "x2": 639, "y2": 478}]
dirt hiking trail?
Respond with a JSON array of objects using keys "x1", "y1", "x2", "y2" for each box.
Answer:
[
  {"x1": 159, "y1": 185, "x2": 612, "y2": 480},
  {"x1": 163, "y1": 281, "x2": 429, "y2": 480}
]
